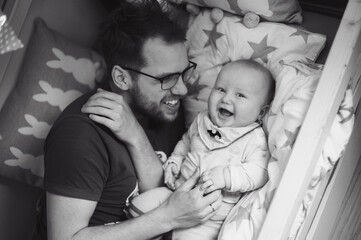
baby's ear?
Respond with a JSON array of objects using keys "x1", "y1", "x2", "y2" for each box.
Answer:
[{"x1": 258, "y1": 105, "x2": 270, "y2": 123}]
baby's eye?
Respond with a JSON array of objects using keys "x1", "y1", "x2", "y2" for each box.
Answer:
[
  {"x1": 216, "y1": 87, "x2": 225, "y2": 93},
  {"x1": 236, "y1": 93, "x2": 245, "y2": 98}
]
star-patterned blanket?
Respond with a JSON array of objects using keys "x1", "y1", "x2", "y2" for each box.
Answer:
[
  {"x1": 217, "y1": 61, "x2": 354, "y2": 240},
  {"x1": 183, "y1": 10, "x2": 354, "y2": 239},
  {"x1": 181, "y1": 0, "x2": 303, "y2": 23},
  {"x1": 184, "y1": 10, "x2": 326, "y2": 127}
]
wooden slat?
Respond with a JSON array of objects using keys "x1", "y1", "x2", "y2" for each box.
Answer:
[
  {"x1": 295, "y1": 170, "x2": 333, "y2": 239},
  {"x1": 351, "y1": 52, "x2": 361, "y2": 107},
  {"x1": 257, "y1": 1, "x2": 361, "y2": 239},
  {"x1": 306, "y1": 105, "x2": 361, "y2": 240},
  {"x1": 295, "y1": 20, "x2": 361, "y2": 240},
  {"x1": 330, "y1": 154, "x2": 361, "y2": 240}
]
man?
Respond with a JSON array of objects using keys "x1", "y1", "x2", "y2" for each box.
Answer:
[{"x1": 36, "y1": 1, "x2": 222, "y2": 240}]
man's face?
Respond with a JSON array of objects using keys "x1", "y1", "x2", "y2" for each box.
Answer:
[{"x1": 130, "y1": 38, "x2": 189, "y2": 122}]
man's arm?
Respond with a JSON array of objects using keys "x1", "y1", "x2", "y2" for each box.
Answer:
[
  {"x1": 125, "y1": 128, "x2": 164, "y2": 191},
  {"x1": 81, "y1": 89, "x2": 163, "y2": 192},
  {"x1": 46, "y1": 170, "x2": 223, "y2": 240},
  {"x1": 47, "y1": 192, "x2": 171, "y2": 240}
]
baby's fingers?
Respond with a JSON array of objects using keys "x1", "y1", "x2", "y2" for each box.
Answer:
[
  {"x1": 199, "y1": 179, "x2": 214, "y2": 192},
  {"x1": 164, "y1": 174, "x2": 176, "y2": 190},
  {"x1": 171, "y1": 165, "x2": 180, "y2": 178},
  {"x1": 199, "y1": 172, "x2": 211, "y2": 184},
  {"x1": 203, "y1": 184, "x2": 217, "y2": 195},
  {"x1": 165, "y1": 181, "x2": 176, "y2": 191}
]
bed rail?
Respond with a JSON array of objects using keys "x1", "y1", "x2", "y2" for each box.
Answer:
[{"x1": 257, "y1": 0, "x2": 361, "y2": 239}]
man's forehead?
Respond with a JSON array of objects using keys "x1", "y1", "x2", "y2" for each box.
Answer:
[
  {"x1": 141, "y1": 37, "x2": 188, "y2": 72},
  {"x1": 143, "y1": 37, "x2": 185, "y2": 57}
]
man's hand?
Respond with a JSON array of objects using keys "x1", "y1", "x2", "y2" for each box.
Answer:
[
  {"x1": 160, "y1": 168, "x2": 223, "y2": 229},
  {"x1": 164, "y1": 163, "x2": 180, "y2": 190},
  {"x1": 81, "y1": 88, "x2": 144, "y2": 147},
  {"x1": 82, "y1": 88, "x2": 163, "y2": 191}
]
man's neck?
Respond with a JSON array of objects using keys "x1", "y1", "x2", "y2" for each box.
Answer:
[{"x1": 131, "y1": 106, "x2": 158, "y2": 130}]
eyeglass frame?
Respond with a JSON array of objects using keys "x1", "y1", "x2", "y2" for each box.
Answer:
[{"x1": 121, "y1": 61, "x2": 197, "y2": 90}]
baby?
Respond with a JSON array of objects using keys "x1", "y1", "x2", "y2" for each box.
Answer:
[{"x1": 128, "y1": 59, "x2": 275, "y2": 240}]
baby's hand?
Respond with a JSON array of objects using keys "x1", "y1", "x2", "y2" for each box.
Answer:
[
  {"x1": 164, "y1": 163, "x2": 180, "y2": 190},
  {"x1": 199, "y1": 167, "x2": 226, "y2": 195}
]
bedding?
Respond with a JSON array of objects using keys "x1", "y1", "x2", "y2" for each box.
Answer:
[
  {"x1": 179, "y1": 0, "x2": 303, "y2": 23},
  {"x1": 184, "y1": 9, "x2": 326, "y2": 127},
  {"x1": 218, "y1": 62, "x2": 354, "y2": 240},
  {"x1": 0, "y1": 18, "x2": 106, "y2": 187},
  {"x1": 183, "y1": 9, "x2": 354, "y2": 240},
  {"x1": 288, "y1": 85, "x2": 354, "y2": 238}
]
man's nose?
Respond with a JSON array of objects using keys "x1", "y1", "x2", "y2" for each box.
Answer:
[{"x1": 170, "y1": 75, "x2": 188, "y2": 96}]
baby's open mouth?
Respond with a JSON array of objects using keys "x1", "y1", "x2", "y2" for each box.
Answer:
[{"x1": 219, "y1": 108, "x2": 233, "y2": 117}]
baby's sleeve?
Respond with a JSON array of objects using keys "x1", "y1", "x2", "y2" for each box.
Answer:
[
  {"x1": 163, "y1": 116, "x2": 198, "y2": 170},
  {"x1": 225, "y1": 128, "x2": 270, "y2": 192}
]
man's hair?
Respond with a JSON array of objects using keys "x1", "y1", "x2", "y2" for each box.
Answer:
[{"x1": 97, "y1": 0, "x2": 186, "y2": 76}]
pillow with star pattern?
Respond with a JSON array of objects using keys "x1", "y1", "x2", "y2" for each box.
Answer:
[
  {"x1": 182, "y1": 0, "x2": 303, "y2": 23},
  {"x1": 0, "y1": 18, "x2": 106, "y2": 187},
  {"x1": 183, "y1": 9, "x2": 326, "y2": 127}
]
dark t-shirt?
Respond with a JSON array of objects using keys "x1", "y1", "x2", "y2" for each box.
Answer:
[{"x1": 41, "y1": 90, "x2": 185, "y2": 227}]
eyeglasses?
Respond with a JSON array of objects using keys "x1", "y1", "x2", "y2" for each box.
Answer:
[{"x1": 122, "y1": 61, "x2": 197, "y2": 90}]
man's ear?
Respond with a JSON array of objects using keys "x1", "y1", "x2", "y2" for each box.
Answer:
[{"x1": 112, "y1": 65, "x2": 132, "y2": 91}]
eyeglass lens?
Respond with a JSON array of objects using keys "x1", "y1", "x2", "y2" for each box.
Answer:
[{"x1": 162, "y1": 65, "x2": 195, "y2": 90}]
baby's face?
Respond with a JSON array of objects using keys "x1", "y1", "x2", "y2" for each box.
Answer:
[{"x1": 208, "y1": 64, "x2": 269, "y2": 128}]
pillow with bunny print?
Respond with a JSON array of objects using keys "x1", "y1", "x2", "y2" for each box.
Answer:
[{"x1": 0, "y1": 18, "x2": 106, "y2": 187}]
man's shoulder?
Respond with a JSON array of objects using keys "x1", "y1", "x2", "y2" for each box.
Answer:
[
  {"x1": 59, "y1": 91, "x2": 93, "y2": 118},
  {"x1": 47, "y1": 91, "x2": 105, "y2": 141}
]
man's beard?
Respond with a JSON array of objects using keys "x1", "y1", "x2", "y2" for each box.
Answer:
[{"x1": 130, "y1": 83, "x2": 177, "y2": 123}]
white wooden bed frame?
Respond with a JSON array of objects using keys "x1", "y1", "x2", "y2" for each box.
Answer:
[
  {"x1": 0, "y1": 0, "x2": 360, "y2": 239},
  {"x1": 259, "y1": 1, "x2": 361, "y2": 239}
]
